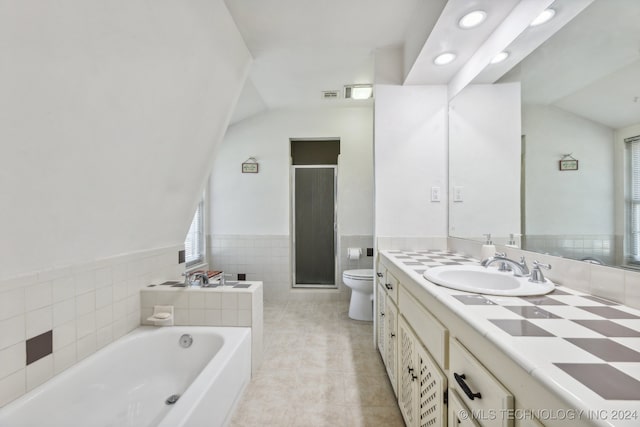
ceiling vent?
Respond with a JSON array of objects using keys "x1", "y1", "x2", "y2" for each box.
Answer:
[{"x1": 322, "y1": 90, "x2": 340, "y2": 100}]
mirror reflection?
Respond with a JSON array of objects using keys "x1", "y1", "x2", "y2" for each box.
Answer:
[{"x1": 449, "y1": 0, "x2": 640, "y2": 268}]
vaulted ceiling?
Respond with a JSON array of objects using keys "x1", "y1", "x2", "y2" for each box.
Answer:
[{"x1": 225, "y1": 0, "x2": 640, "y2": 130}]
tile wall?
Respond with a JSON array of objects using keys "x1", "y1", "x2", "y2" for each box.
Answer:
[
  {"x1": 0, "y1": 245, "x2": 184, "y2": 407},
  {"x1": 140, "y1": 284, "x2": 264, "y2": 373},
  {"x1": 523, "y1": 234, "x2": 619, "y2": 265},
  {"x1": 209, "y1": 234, "x2": 376, "y2": 301},
  {"x1": 208, "y1": 235, "x2": 290, "y2": 301},
  {"x1": 375, "y1": 236, "x2": 449, "y2": 252}
]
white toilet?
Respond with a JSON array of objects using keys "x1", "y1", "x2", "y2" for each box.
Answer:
[{"x1": 343, "y1": 269, "x2": 374, "y2": 321}]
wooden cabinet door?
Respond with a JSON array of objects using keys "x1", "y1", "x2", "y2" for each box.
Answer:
[
  {"x1": 385, "y1": 297, "x2": 398, "y2": 396},
  {"x1": 376, "y1": 283, "x2": 386, "y2": 359},
  {"x1": 416, "y1": 340, "x2": 447, "y2": 427},
  {"x1": 399, "y1": 317, "x2": 417, "y2": 426}
]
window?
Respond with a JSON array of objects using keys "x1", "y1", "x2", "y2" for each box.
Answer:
[
  {"x1": 626, "y1": 135, "x2": 640, "y2": 263},
  {"x1": 184, "y1": 197, "x2": 205, "y2": 267}
]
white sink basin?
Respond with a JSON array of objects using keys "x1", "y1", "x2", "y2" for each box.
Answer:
[{"x1": 423, "y1": 265, "x2": 554, "y2": 296}]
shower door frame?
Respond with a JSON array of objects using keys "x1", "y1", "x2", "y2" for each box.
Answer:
[{"x1": 291, "y1": 164, "x2": 338, "y2": 288}]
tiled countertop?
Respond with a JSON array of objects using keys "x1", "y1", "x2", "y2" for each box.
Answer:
[
  {"x1": 381, "y1": 250, "x2": 640, "y2": 427},
  {"x1": 147, "y1": 280, "x2": 262, "y2": 292}
]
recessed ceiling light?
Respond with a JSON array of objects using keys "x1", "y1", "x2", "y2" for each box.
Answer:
[
  {"x1": 458, "y1": 10, "x2": 487, "y2": 29},
  {"x1": 490, "y1": 51, "x2": 509, "y2": 64},
  {"x1": 434, "y1": 52, "x2": 456, "y2": 66},
  {"x1": 530, "y1": 8, "x2": 555, "y2": 26}
]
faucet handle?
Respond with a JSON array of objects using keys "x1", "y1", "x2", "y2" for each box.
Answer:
[
  {"x1": 181, "y1": 272, "x2": 191, "y2": 286},
  {"x1": 529, "y1": 261, "x2": 551, "y2": 284},
  {"x1": 532, "y1": 261, "x2": 551, "y2": 270}
]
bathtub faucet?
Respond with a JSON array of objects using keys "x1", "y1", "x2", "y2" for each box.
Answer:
[{"x1": 190, "y1": 272, "x2": 209, "y2": 287}]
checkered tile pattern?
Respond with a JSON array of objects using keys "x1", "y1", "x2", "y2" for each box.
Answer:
[
  {"x1": 386, "y1": 249, "x2": 477, "y2": 275},
  {"x1": 384, "y1": 250, "x2": 640, "y2": 401}
]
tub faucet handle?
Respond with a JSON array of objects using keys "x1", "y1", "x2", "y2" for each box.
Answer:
[
  {"x1": 220, "y1": 273, "x2": 233, "y2": 286},
  {"x1": 181, "y1": 272, "x2": 191, "y2": 287}
]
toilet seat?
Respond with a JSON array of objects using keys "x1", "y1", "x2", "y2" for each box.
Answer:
[{"x1": 343, "y1": 269, "x2": 373, "y2": 280}]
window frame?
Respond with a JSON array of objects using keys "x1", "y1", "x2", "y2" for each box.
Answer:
[
  {"x1": 184, "y1": 195, "x2": 206, "y2": 269},
  {"x1": 625, "y1": 135, "x2": 640, "y2": 265}
]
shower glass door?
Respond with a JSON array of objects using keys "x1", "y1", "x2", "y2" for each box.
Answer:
[{"x1": 292, "y1": 165, "x2": 337, "y2": 287}]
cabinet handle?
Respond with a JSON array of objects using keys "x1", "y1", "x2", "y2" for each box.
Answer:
[
  {"x1": 408, "y1": 366, "x2": 417, "y2": 380},
  {"x1": 390, "y1": 333, "x2": 395, "y2": 338},
  {"x1": 385, "y1": 283, "x2": 393, "y2": 290},
  {"x1": 454, "y1": 373, "x2": 482, "y2": 400},
  {"x1": 380, "y1": 312, "x2": 385, "y2": 317},
  {"x1": 377, "y1": 272, "x2": 383, "y2": 277}
]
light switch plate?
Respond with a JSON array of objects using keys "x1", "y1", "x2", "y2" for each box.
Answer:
[
  {"x1": 431, "y1": 186, "x2": 441, "y2": 202},
  {"x1": 453, "y1": 186, "x2": 464, "y2": 202}
]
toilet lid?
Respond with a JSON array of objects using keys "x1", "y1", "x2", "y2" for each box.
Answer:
[{"x1": 343, "y1": 269, "x2": 374, "y2": 280}]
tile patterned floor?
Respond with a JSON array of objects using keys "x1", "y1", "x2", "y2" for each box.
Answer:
[{"x1": 230, "y1": 299, "x2": 405, "y2": 427}]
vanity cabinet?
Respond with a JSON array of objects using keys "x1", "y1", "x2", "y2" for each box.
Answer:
[
  {"x1": 399, "y1": 316, "x2": 448, "y2": 427},
  {"x1": 378, "y1": 252, "x2": 589, "y2": 427},
  {"x1": 376, "y1": 268, "x2": 399, "y2": 395}
]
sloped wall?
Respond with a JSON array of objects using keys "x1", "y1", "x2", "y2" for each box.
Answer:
[{"x1": 0, "y1": 0, "x2": 251, "y2": 280}]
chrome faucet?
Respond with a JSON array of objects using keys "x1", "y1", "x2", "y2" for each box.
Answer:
[
  {"x1": 181, "y1": 272, "x2": 191, "y2": 287},
  {"x1": 481, "y1": 253, "x2": 530, "y2": 277},
  {"x1": 219, "y1": 273, "x2": 233, "y2": 286},
  {"x1": 181, "y1": 272, "x2": 209, "y2": 287},
  {"x1": 190, "y1": 272, "x2": 209, "y2": 287}
]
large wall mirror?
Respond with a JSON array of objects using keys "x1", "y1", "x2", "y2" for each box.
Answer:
[{"x1": 449, "y1": 0, "x2": 640, "y2": 269}]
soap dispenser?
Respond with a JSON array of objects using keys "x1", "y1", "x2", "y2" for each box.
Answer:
[
  {"x1": 506, "y1": 233, "x2": 520, "y2": 248},
  {"x1": 480, "y1": 234, "x2": 495, "y2": 260}
]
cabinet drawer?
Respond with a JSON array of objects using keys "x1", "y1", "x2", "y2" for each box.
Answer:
[
  {"x1": 449, "y1": 338, "x2": 514, "y2": 427},
  {"x1": 400, "y1": 287, "x2": 448, "y2": 369},
  {"x1": 384, "y1": 271, "x2": 399, "y2": 303},
  {"x1": 376, "y1": 267, "x2": 397, "y2": 302},
  {"x1": 517, "y1": 417, "x2": 544, "y2": 427},
  {"x1": 448, "y1": 389, "x2": 480, "y2": 427}
]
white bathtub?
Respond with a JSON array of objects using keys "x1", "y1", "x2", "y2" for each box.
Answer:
[{"x1": 0, "y1": 326, "x2": 251, "y2": 427}]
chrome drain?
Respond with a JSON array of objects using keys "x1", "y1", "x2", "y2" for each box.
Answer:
[
  {"x1": 165, "y1": 394, "x2": 180, "y2": 405},
  {"x1": 179, "y1": 334, "x2": 193, "y2": 348}
]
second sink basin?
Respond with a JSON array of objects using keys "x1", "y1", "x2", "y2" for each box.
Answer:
[{"x1": 423, "y1": 265, "x2": 554, "y2": 296}]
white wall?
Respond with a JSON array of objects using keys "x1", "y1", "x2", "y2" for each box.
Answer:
[
  {"x1": 523, "y1": 105, "x2": 615, "y2": 235},
  {"x1": 448, "y1": 83, "x2": 521, "y2": 240},
  {"x1": 0, "y1": 0, "x2": 251, "y2": 281},
  {"x1": 209, "y1": 106, "x2": 374, "y2": 237},
  {"x1": 209, "y1": 106, "x2": 373, "y2": 300},
  {"x1": 374, "y1": 85, "x2": 448, "y2": 239}
]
